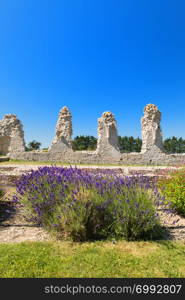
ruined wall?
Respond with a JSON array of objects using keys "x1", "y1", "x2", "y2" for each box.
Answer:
[
  {"x1": 51, "y1": 106, "x2": 72, "y2": 148},
  {"x1": 49, "y1": 106, "x2": 73, "y2": 154},
  {"x1": 96, "y1": 111, "x2": 120, "y2": 158},
  {"x1": 10, "y1": 146, "x2": 185, "y2": 165},
  {"x1": 141, "y1": 104, "x2": 163, "y2": 153},
  {"x1": 7, "y1": 104, "x2": 185, "y2": 165},
  {"x1": 0, "y1": 114, "x2": 25, "y2": 155}
]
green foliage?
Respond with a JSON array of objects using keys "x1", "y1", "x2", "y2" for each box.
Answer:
[
  {"x1": 72, "y1": 135, "x2": 97, "y2": 151},
  {"x1": 164, "y1": 136, "x2": 185, "y2": 153},
  {"x1": 47, "y1": 188, "x2": 161, "y2": 241},
  {"x1": 72, "y1": 135, "x2": 143, "y2": 152},
  {"x1": 0, "y1": 241, "x2": 185, "y2": 278},
  {"x1": 71, "y1": 135, "x2": 185, "y2": 153},
  {"x1": 19, "y1": 135, "x2": 185, "y2": 154},
  {"x1": 159, "y1": 169, "x2": 185, "y2": 215},
  {"x1": 26, "y1": 140, "x2": 42, "y2": 151},
  {"x1": 118, "y1": 136, "x2": 142, "y2": 152}
]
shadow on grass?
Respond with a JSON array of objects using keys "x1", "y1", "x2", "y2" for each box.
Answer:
[{"x1": 155, "y1": 239, "x2": 185, "y2": 252}]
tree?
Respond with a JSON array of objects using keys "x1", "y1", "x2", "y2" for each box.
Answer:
[
  {"x1": 26, "y1": 140, "x2": 41, "y2": 151},
  {"x1": 72, "y1": 136, "x2": 97, "y2": 151},
  {"x1": 118, "y1": 136, "x2": 142, "y2": 153},
  {"x1": 69, "y1": 135, "x2": 185, "y2": 154},
  {"x1": 164, "y1": 137, "x2": 185, "y2": 153},
  {"x1": 72, "y1": 135, "x2": 143, "y2": 152}
]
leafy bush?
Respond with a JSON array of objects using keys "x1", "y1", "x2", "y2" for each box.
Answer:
[
  {"x1": 13, "y1": 167, "x2": 164, "y2": 241},
  {"x1": 158, "y1": 168, "x2": 185, "y2": 215}
]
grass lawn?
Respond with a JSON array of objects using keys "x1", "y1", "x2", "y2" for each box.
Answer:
[{"x1": 0, "y1": 240, "x2": 185, "y2": 278}]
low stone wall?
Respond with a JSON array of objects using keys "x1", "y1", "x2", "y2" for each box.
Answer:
[{"x1": 10, "y1": 148, "x2": 185, "y2": 165}]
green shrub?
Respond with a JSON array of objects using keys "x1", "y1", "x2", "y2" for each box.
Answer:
[
  {"x1": 42, "y1": 187, "x2": 161, "y2": 241},
  {"x1": 158, "y1": 168, "x2": 185, "y2": 215}
]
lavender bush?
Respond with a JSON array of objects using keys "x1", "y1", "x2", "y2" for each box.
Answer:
[{"x1": 13, "y1": 166, "x2": 164, "y2": 241}]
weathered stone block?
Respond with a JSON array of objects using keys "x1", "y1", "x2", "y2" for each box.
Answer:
[
  {"x1": 141, "y1": 104, "x2": 163, "y2": 153},
  {"x1": 96, "y1": 111, "x2": 120, "y2": 158},
  {"x1": 0, "y1": 114, "x2": 25, "y2": 155},
  {"x1": 51, "y1": 106, "x2": 72, "y2": 149}
]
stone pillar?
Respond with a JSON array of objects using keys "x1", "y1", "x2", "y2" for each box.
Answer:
[
  {"x1": 96, "y1": 111, "x2": 120, "y2": 157},
  {"x1": 141, "y1": 104, "x2": 163, "y2": 153},
  {"x1": 51, "y1": 106, "x2": 73, "y2": 149},
  {"x1": 0, "y1": 114, "x2": 25, "y2": 155}
]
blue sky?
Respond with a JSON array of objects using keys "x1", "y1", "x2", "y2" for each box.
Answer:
[{"x1": 0, "y1": 0, "x2": 185, "y2": 148}]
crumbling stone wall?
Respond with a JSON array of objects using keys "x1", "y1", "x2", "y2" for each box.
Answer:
[
  {"x1": 0, "y1": 114, "x2": 25, "y2": 155},
  {"x1": 141, "y1": 104, "x2": 163, "y2": 153},
  {"x1": 51, "y1": 106, "x2": 72, "y2": 148},
  {"x1": 7, "y1": 104, "x2": 185, "y2": 165},
  {"x1": 96, "y1": 111, "x2": 120, "y2": 157}
]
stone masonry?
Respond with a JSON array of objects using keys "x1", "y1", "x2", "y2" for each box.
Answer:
[
  {"x1": 49, "y1": 106, "x2": 73, "y2": 154},
  {"x1": 96, "y1": 111, "x2": 120, "y2": 157},
  {"x1": 141, "y1": 104, "x2": 163, "y2": 153},
  {"x1": 4, "y1": 104, "x2": 185, "y2": 165},
  {"x1": 51, "y1": 106, "x2": 72, "y2": 147},
  {"x1": 0, "y1": 114, "x2": 25, "y2": 155}
]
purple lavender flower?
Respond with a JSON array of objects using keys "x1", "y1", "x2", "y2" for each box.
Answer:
[{"x1": 13, "y1": 166, "x2": 163, "y2": 241}]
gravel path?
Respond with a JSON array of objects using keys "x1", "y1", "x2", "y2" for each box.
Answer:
[
  {"x1": 0, "y1": 197, "x2": 52, "y2": 243},
  {"x1": 0, "y1": 163, "x2": 179, "y2": 176},
  {"x1": 1, "y1": 196, "x2": 184, "y2": 243},
  {"x1": 157, "y1": 208, "x2": 185, "y2": 240},
  {"x1": 0, "y1": 226, "x2": 51, "y2": 243}
]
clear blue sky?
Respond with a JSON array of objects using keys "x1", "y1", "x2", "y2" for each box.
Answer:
[{"x1": 0, "y1": 0, "x2": 185, "y2": 148}]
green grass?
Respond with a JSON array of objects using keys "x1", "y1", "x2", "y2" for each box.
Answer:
[
  {"x1": 1, "y1": 159, "x2": 77, "y2": 166},
  {"x1": 0, "y1": 240, "x2": 185, "y2": 277}
]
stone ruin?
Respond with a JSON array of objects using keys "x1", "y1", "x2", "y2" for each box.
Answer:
[
  {"x1": 96, "y1": 111, "x2": 120, "y2": 157},
  {"x1": 51, "y1": 106, "x2": 72, "y2": 147},
  {"x1": 141, "y1": 104, "x2": 163, "y2": 153},
  {"x1": 1, "y1": 104, "x2": 185, "y2": 165},
  {"x1": 0, "y1": 114, "x2": 25, "y2": 155},
  {"x1": 50, "y1": 106, "x2": 73, "y2": 153}
]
